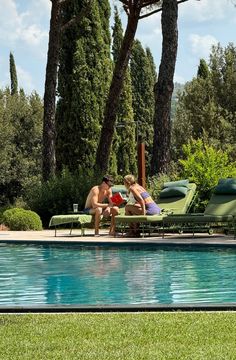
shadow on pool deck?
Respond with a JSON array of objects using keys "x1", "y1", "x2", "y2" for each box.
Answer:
[{"x1": 0, "y1": 229, "x2": 236, "y2": 246}]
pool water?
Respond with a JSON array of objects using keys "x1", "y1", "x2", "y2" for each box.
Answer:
[{"x1": 1, "y1": 243, "x2": 236, "y2": 306}]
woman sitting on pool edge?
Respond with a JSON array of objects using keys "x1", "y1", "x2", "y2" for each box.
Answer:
[{"x1": 123, "y1": 174, "x2": 161, "y2": 236}]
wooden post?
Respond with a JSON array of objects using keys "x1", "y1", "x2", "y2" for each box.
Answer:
[{"x1": 138, "y1": 142, "x2": 146, "y2": 188}]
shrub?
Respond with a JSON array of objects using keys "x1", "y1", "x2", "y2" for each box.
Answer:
[
  {"x1": 0, "y1": 205, "x2": 12, "y2": 225},
  {"x1": 179, "y1": 139, "x2": 236, "y2": 211},
  {"x1": 147, "y1": 164, "x2": 180, "y2": 202},
  {"x1": 147, "y1": 174, "x2": 171, "y2": 201},
  {"x1": 24, "y1": 168, "x2": 98, "y2": 227},
  {"x1": 2, "y1": 208, "x2": 42, "y2": 230}
]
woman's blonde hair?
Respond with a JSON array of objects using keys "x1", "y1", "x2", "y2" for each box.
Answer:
[{"x1": 124, "y1": 174, "x2": 136, "y2": 186}]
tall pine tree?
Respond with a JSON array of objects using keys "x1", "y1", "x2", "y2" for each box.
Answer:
[
  {"x1": 110, "y1": 6, "x2": 136, "y2": 178},
  {"x1": 130, "y1": 41, "x2": 156, "y2": 175},
  {"x1": 9, "y1": 52, "x2": 18, "y2": 95},
  {"x1": 151, "y1": 0, "x2": 178, "y2": 175},
  {"x1": 56, "y1": 0, "x2": 112, "y2": 174}
]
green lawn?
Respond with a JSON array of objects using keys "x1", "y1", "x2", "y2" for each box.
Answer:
[{"x1": 0, "y1": 312, "x2": 236, "y2": 359}]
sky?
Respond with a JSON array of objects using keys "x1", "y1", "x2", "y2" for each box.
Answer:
[{"x1": 0, "y1": 0, "x2": 236, "y2": 97}]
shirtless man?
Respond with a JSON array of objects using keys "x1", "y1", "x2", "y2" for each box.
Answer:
[{"x1": 84, "y1": 175, "x2": 119, "y2": 236}]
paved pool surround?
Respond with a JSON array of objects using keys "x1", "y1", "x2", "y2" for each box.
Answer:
[{"x1": 0, "y1": 229, "x2": 236, "y2": 246}]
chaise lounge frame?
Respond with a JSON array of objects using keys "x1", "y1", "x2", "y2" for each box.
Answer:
[
  {"x1": 163, "y1": 191, "x2": 236, "y2": 238},
  {"x1": 115, "y1": 183, "x2": 197, "y2": 237}
]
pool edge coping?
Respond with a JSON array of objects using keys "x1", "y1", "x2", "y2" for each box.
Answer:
[{"x1": 2, "y1": 303, "x2": 236, "y2": 313}]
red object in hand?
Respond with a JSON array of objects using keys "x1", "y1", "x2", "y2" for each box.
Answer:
[{"x1": 110, "y1": 192, "x2": 126, "y2": 206}]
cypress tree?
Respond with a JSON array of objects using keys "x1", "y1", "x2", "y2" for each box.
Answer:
[
  {"x1": 130, "y1": 41, "x2": 156, "y2": 175},
  {"x1": 98, "y1": 0, "x2": 111, "y2": 49},
  {"x1": 9, "y1": 52, "x2": 18, "y2": 95},
  {"x1": 110, "y1": 6, "x2": 137, "y2": 177},
  {"x1": 197, "y1": 58, "x2": 209, "y2": 79},
  {"x1": 56, "y1": 0, "x2": 112, "y2": 173}
]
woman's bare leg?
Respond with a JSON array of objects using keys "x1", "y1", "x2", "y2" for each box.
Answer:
[{"x1": 125, "y1": 204, "x2": 143, "y2": 235}]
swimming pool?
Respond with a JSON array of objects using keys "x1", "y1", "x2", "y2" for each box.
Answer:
[{"x1": 1, "y1": 243, "x2": 236, "y2": 306}]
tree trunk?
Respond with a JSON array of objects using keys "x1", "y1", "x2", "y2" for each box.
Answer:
[
  {"x1": 151, "y1": 0, "x2": 178, "y2": 175},
  {"x1": 42, "y1": 0, "x2": 61, "y2": 181},
  {"x1": 95, "y1": 12, "x2": 140, "y2": 175}
]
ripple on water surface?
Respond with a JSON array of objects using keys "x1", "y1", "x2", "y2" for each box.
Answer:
[{"x1": 0, "y1": 244, "x2": 236, "y2": 305}]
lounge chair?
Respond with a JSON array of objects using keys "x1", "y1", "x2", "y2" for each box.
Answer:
[
  {"x1": 163, "y1": 178, "x2": 236, "y2": 237},
  {"x1": 49, "y1": 185, "x2": 127, "y2": 236},
  {"x1": 115, "y1": 180, "x2": 197, "y2": 236},
  {"x1": 49, "y1": 213, "x2": 93, "y2": 236}
]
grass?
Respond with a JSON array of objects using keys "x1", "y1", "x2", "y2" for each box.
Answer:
[{"x1": 0, "y1": 312, "x2": 236, "y2": 359}]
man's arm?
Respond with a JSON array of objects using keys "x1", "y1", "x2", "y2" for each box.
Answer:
[{"x1": 107, "y1": 188, "x2": 114, "y2": 206}]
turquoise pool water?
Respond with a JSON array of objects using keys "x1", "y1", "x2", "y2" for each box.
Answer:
[{"x1": 1, "y1": 243, "x2": 236, "y2": 305}]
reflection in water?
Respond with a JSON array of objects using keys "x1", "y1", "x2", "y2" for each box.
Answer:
[{"x1": 0, "y1": 244, "x2": 236, "y2": 305}]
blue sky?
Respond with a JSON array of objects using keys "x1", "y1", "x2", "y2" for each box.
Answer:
[{"x1": 0, "y1": 0, "x2": 236, "y2": 97}]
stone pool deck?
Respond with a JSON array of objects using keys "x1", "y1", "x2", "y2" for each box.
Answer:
[{"x1": 0, "y1": 229, "x2": 236, "y2": 246}]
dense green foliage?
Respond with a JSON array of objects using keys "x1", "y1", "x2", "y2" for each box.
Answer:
[
  {"x1": 2, "y1": 4, "x2": 236, "y2": 217},
  {"x1": 130, "y1": 40, "x2": 156, "y2": 173},
  {"x1": 0, "y1": 89, "x2": 43, "y2": 206},
  {"x1": 1, "y1": 313, "x2": 236, "y2": 359},
  {"x1": 9, "y1": 52, "x2": 18, "y2": 95},
  {"x1": 0, "y1": 3, "x2": 158, "y2": 215},
  {"x1": 2, "y1": 208, "x2": 42, "y2": 230},
  {"x1": 56, "y1": 0, "x2": 112, "y2": 174},
  {"x1": 179, "y1": 139, "x2": 236, "y2": 210},
  {"x1": 172, "y1": 44, "x2": 236, "y2": 210},
  {"x1": 109, "y1": 7, "x2": 137, "y2": 178},
  {"x1": 148, "y1": 137, "x2": 236, "y2": 212},
  {"x1": 147, "y1": 173, "x2": 172, "y2": 201},
  {"x1": 172, "y1": 43, "x2": 236, "y2": 160},
  {"x1": 24, "y1": 169, "x2": 96, "y2": 227}
]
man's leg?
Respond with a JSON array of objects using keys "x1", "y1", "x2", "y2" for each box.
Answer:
[
  {"x1": 89, "y1": 208, "x2": 103, "y2": 235},
  {"x1": 109, "y1": 206, "x2": 119, "y2": 235},
  {"x1": 102, "y1": 206, "x2": 119, "y2": 236}
]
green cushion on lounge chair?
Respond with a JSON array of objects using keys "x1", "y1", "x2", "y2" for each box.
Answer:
[
  {"x1": 164, "y1": 179, "x2": 189, "y2": 188},
  {"x1": 158, "y1": 183, "x2": 196, "y2": 214},
  {"x1": 214, "y1": 181, "x2": 236, "y2": 195},
  {"x1": 159, "y1": 186, "x2": 188, "y2": 198},
  {"x1": 164, "y1": 178, "x2": 236, "y2": 235},
  {"x1": 214, "y1": 184, "x2": 236, "y2": 195},
  {"x1": 218, "y1": 178, "x2": 236, "y2": 186},
  {"x1": 49, "y1": 214, "x2": 92, "y2": 227},
  {"x1": 116, "y1": 214, "x2": 164, "y2": 224},
  {"x1": 204, "y1": 194, "x2": 236, "y2": 216}
]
